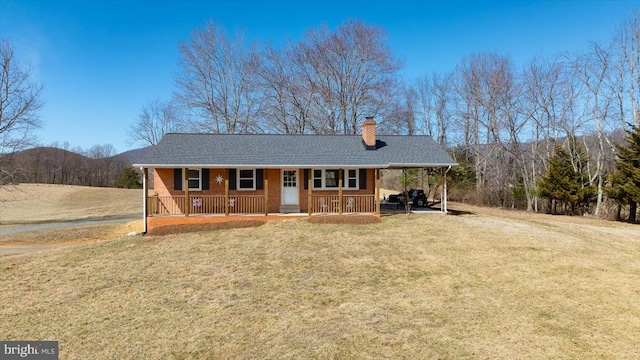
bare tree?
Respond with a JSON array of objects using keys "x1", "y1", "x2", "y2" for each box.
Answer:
[
  {"x1": 432, "y1": 72, "x2": 455, "y2": 146},
  {"x1": 129, "y1": 98, "x2": 183, "y2": 146},
  {"x1": 414, "y1": 75, "x2": 434, "y2": 137},
  {"x1": 453, "y1": 53, "x2": 483, "y2": 189},
  {"x1": 572, "y1": 43, "x2": 617, "y2": 217},
  {"x1": 384, "y1": 83, "x2": 417, "y2": 135},
  {"x1": 405, "y1": 9, "x2": 638, "y2": 216},
  {"x1": 454, "y1": 53, "x2": 512, "y2": 196},
  {"x1": 85, "y1": 144, "x2": 120, "y2": 186},
  {"x1": 176, "y1": 21, "x2": 262, "y2": 134},
  {"x1": 612, "y1": 10, "x2": 640, "y2": 129},
  {"x1": 0, "y1": 39, "x2": 44, "y2": 183},
  {"x1": 415, "y1": 72, "x2": 454, "y2": 146},
  {"x1": 258, "y1": 43, "x2": 315, "y2": 134},
  {"x1": 519, "y1": 55, "x2": 582, "y2": 211},
  {"x1": 293, "y1": 20, "x2": 403, "y2": 134}
]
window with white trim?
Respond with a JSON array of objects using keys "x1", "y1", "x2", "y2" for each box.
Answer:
[
  {"x1": 313, "y1": 169, "x2": 323, "y2": 188},
  {"x1": 346, "y1": 169, "x2": 358, "y2": 188},
  {"x1": 312, "y1": 169, "x2": 359, "y2": 189},
  {"x1": 238, "y1": 169, "x2": 256, "y2": 190},
  {"x1": 185, "y1": 168, "x2": 201, "y2": 191},
  {"x1": 325, "y1": 169, "x2": 339, "y2": 188}
]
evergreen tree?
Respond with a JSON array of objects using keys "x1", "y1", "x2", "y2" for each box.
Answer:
[
  {"x1": 400, "y1": 168, "x2": 420, "y2": 189},
  {"x1": 115, "y1": 167, "x2": 142, "y2": 189},
  {"x1": 449, "y1": 146, "x2": 476, "y2": 191},
  {"x1": 538, "y1": 144, "x2": 595, "y2": 214},
  {"x1": 605, "y1": 125, "x2": 640, "y2": 223}
]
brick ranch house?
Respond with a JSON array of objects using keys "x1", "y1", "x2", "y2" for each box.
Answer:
[{"x1": 134, "y1": 119, "x2": 456, "y2": 232}]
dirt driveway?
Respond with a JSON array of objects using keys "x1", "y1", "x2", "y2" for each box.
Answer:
[
  {"x1": 0, "y1": 216, "x2": 138, "y2": 236},
  {"x1": 0, "y1": 216, "x2": 140, "y2": 256}
]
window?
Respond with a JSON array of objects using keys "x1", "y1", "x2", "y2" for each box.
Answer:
[
  {"x1": 185, "y1": 168, "x2": 201, "y2": 191},
  {"x1": 347, "y1": 169, "x2": 357, "y2": 188},
  {"x1": 238, "y1": 169, "x2": 255, "y2": 190},
  {"x1": 313, "y1": 170, "x2": 322, "y2": 188},
  {"x1": 312, "y1": 169, "x2": 359, "y2": 189},
  {"x1": 325, "y1": 169, "x2": 339, "y2": 188}
]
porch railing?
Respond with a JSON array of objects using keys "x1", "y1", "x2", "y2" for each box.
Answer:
[
  {"x1": 311, "y1": 194, "x2": 375, "y2": 214},
  {"x1": 148, "y1": 195, "x2": 186, "y2": 215},
  {"x1": 148, "y1": 194, "x2": 376, "y2": 216},
  {"x1": 227, "y1": 195, "x2": 266, "y2": 214},
  {"x1": 147, "y1": 195, "x2": 265, "y2": 215},
  {"x1": 190, "y1": 195, "x2": 226, "y2": 214}
]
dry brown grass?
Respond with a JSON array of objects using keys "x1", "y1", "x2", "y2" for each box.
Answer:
[
  {"x1": 1, "y1": 206, "x2": 639, "y2": 359},
  {"x1": 147, "y1": 220, "x2": 265, "y2": 236},
  {"x1": 307, "y1": 214, "x2": 381, "y2": 224},
  {"x1": 0, "y1": 221, "x2": 142, "y2": 245},
  {"x1": 0, "y1": 183, "x2": 141, "y2": 224},
  {"x1": 0, "y1": 220, "x2": 142, "y2": 257}
]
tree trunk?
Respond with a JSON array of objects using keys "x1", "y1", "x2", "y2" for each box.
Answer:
[
  {"x1": 629, "y1": 201, "x2": 638, "y2": 223},
  {"x1": 595, "y1": 163, "x2": 604, "y2": 217}
]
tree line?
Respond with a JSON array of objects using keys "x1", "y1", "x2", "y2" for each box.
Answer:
[
  {"x1": 129, "y1": 13, "x2": 639, "y2": 220},
  {"x1": 2, "y1": 12, "x2": 638, "y2": 220},
  {"x1": 1, "y1": 143, "x2": 132, "y2": 187}
]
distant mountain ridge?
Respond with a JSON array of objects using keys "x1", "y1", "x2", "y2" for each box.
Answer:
[
  {"x1": 1, "y1": 145, "x2": 151, "y2": 186},
  {"x1": 117, "y1": 146, "x2": 152, "y2": 165}
]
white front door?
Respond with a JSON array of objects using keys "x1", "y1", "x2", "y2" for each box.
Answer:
[{"x1": 282, "y1": 169, "x2": 299, "y2": 205}]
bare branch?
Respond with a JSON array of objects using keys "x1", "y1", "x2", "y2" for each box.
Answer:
[{"x1": 0, "y1": 39, "x2": 44, "y2": 184}]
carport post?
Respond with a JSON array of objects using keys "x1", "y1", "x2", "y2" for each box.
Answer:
[
  {"x1": 443, "y1": 166, "x2": 451, "y2": 214},
  {"x1": 141, "y1": 167, "x2": 148, "y2": 234}
]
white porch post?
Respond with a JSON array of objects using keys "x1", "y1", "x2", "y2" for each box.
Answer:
[
  {"x1": 142, "y1": 167, "x2": 148, "y2": 234},
  {"x1": 443, "y1": 166, "x2": 451, "y2": 214}
]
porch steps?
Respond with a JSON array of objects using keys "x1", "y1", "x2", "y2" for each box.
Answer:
[{"x1": 279, "y1": 204, "x2": 301, "y2": 213}]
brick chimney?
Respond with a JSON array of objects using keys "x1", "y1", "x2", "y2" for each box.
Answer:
[{"x1": 362, "y1": 117, "x2": 376, "y2": 149}]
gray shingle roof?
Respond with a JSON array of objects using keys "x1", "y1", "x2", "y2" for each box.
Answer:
[{"x1": 134, "y1": 133, "x2": 457, "y2": 168}]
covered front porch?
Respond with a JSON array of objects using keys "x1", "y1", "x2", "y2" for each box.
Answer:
[{"x1": 140, "y1": 167, "x2": 384, "y2": 232}]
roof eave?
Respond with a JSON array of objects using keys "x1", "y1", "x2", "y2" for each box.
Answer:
[
  {"x1": 386, "y1": 162, "x2": 458, "y2": 168},
  {"x1": 133, "y1": 163, "x2": 388, "y2": 169}
]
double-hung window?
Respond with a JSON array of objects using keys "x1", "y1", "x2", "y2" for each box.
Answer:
[
  {"x1": 185, "y1": 168, "x2": 201, "y2": 191},
  {"x1": 346, "y1": 169, "x2": 358, "y2": 188},
  {"x1": 312, "y1": 169, "x2": 359, "y2": 189},
  {"x1": 325, "y1": 169, "x2": 339, "y2": 188},
  {"x1": 238, "y1": 169, "x2": 256, "y2": 190},
  {"x1": 313, "y1": 170, "x2": 323, "y2": 188}
]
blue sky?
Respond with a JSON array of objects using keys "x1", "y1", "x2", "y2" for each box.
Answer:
[{"x1": 1, "y1": 0, "x2": 636, "y2": 153}]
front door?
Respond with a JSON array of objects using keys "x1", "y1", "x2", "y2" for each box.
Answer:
[{"x1": 282, "y1": 169, "x2": 299, "y2": 205}]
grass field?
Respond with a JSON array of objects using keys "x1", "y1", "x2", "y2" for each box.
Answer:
[
  {"x1": 0, "y1": 183, "x2": 141, "y2": 224},
  {"x1": 0, "y1": 185, "x2": 639, "y2": 358}
]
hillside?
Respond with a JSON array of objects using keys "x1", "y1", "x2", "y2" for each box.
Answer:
[
  {"x1": 0, "y1": 146, "x2": 144, "y2": 187},
  {"x1": 117, "y1": 146, "x2": 151, "y2": 164},
  {"x1": 0, "y1": 183, "x2": 141, "y2": 224}
]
